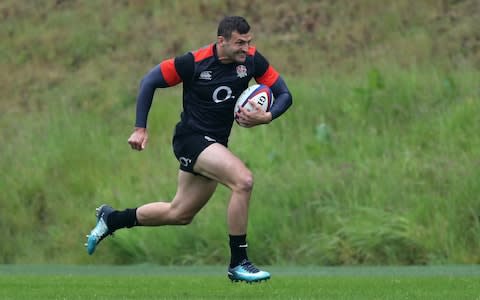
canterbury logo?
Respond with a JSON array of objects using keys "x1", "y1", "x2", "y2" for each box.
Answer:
[
  {"x1": 179, "y1": 157, "x2": 192, "y2": 167},
  {"x1": 199, "y1": 71, "x2": 212, "y2": 80}
]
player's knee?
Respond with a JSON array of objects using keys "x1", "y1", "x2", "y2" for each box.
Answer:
[
  {"x1": 233, "y1": 170, "x2": 254, "y2": 193},
  {"x1": 176, "y1": 216, "x2": 194, "y2": 225},
  {"x1": 170, "y1": 209, "x2": 195, "y2": 225}
]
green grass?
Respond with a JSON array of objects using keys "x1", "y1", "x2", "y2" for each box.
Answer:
[
  {"x1": 1, "y1": 67, "x2": 479, "y2": 266},
  {"x1": 1, "y1": 265, "x2": 480, "y2": 300}
]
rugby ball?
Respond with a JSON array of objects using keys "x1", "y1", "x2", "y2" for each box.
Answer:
[{"x1": 234, "y1": 84, "x2": 274, "y2": 119}]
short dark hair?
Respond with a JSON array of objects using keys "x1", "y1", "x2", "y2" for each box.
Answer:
[{"x1": 217, "y1": 16, "x2": 250, "y2": 40}]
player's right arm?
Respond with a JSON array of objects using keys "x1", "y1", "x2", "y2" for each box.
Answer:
[{"x1": 128, "y1": 54, "x2": 194, "y2": 151}]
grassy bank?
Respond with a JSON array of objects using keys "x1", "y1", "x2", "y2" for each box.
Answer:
[
  {"x1": 1, "y1": 0, "x2": 479, "y2": 264},
  {"x1": 2, "y1": 67, "x2": 479, "y2": 265}
]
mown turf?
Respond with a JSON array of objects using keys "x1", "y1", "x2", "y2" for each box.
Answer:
[{"x1": 0, "y1": 265, "x2": 479, "y2": 299}]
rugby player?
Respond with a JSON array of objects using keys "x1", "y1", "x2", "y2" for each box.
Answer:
[{"x1": 86, "y1": 15, "x2": 292, "y2": 283}]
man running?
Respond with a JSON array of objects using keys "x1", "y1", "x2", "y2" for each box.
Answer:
[{"x1": 86, "y1": 15, "x2": 292, "y2": 283}]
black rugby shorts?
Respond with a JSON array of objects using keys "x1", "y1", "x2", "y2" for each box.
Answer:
[{"x1": 172, "y1": 132, "x2": 227, "y2": 174}]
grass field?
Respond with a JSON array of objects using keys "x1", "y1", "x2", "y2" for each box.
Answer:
[{"x1": 1, "y1": 265, "x2": 479, "y2": 299}]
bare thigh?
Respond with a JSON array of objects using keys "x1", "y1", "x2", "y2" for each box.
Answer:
[
  {"x1": 169, "y1": 170, "x2": 218, "y2": 219},
  {"x1": 193, "y1": 143, "x2": 252, "y2": 191}
]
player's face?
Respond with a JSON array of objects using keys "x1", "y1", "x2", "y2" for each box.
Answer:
[{"x1": 219, "y1": 31, "x2": 252, "y2": 63}]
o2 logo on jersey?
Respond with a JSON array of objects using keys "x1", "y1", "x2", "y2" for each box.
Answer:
[{"x1": 212, "y1": 86, "x2": 233, "y2": 103}]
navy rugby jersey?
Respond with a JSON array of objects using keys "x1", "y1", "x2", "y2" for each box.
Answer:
[{"x1": 135, "y1": 43, "x2": 292, "y2": 142}]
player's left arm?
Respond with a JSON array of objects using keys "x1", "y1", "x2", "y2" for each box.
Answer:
[
  {"x1": 253, "y1": 50, "x2": 293, "y2": 122},
  {"x1": 237, "y1": 49, "x2": 293, "y2": 127},
  {"x1": 268, "y1": 76, "x2": 293, "y2": 120}
]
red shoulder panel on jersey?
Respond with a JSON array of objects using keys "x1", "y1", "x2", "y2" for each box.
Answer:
[
  {"x1": 192, "y1": 44, "x2": 214, "y2": 62},
  {"x1": 247, "y1": 46, "x2": 256, "y2": 56},
  {"x1": 256, "y1": 65, "x2": 279, "y2": 87},
  {"x1": 159, "y1": 59, "x2": 181, "y2": 86}
]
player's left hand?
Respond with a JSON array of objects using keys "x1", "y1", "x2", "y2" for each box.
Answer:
[{"x1": 236, "y1": 100, "x2": 272, "y2": 128}]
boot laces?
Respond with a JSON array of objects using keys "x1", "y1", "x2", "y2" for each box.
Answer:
[{"x1": 240, "y1": 260, "x2": 260, "y2": 273}]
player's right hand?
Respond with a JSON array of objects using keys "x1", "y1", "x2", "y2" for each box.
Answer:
[{"x1": 128, "y1": 127, "x2": 148, "y2": 151}]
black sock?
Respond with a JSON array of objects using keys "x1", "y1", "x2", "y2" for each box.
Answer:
[
  {"x1": 106, "y1": 208, "x2": 138, "y2": 231},
  {"x1": 229, "y1": 234, "x2": 248, "y2": 268}
]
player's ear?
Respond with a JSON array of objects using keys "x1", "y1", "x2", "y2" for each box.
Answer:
[{"x1": 217, "y1": 35, "x2": 226, "y2": 46}]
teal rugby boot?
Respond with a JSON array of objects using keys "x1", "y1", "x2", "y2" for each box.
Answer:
[
  {"x1": 227, "y1": 259, "x2": 270, "y2": 283},
  {"x1": 85, "y1": 204, "x2": 114, "y2": 255}
]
